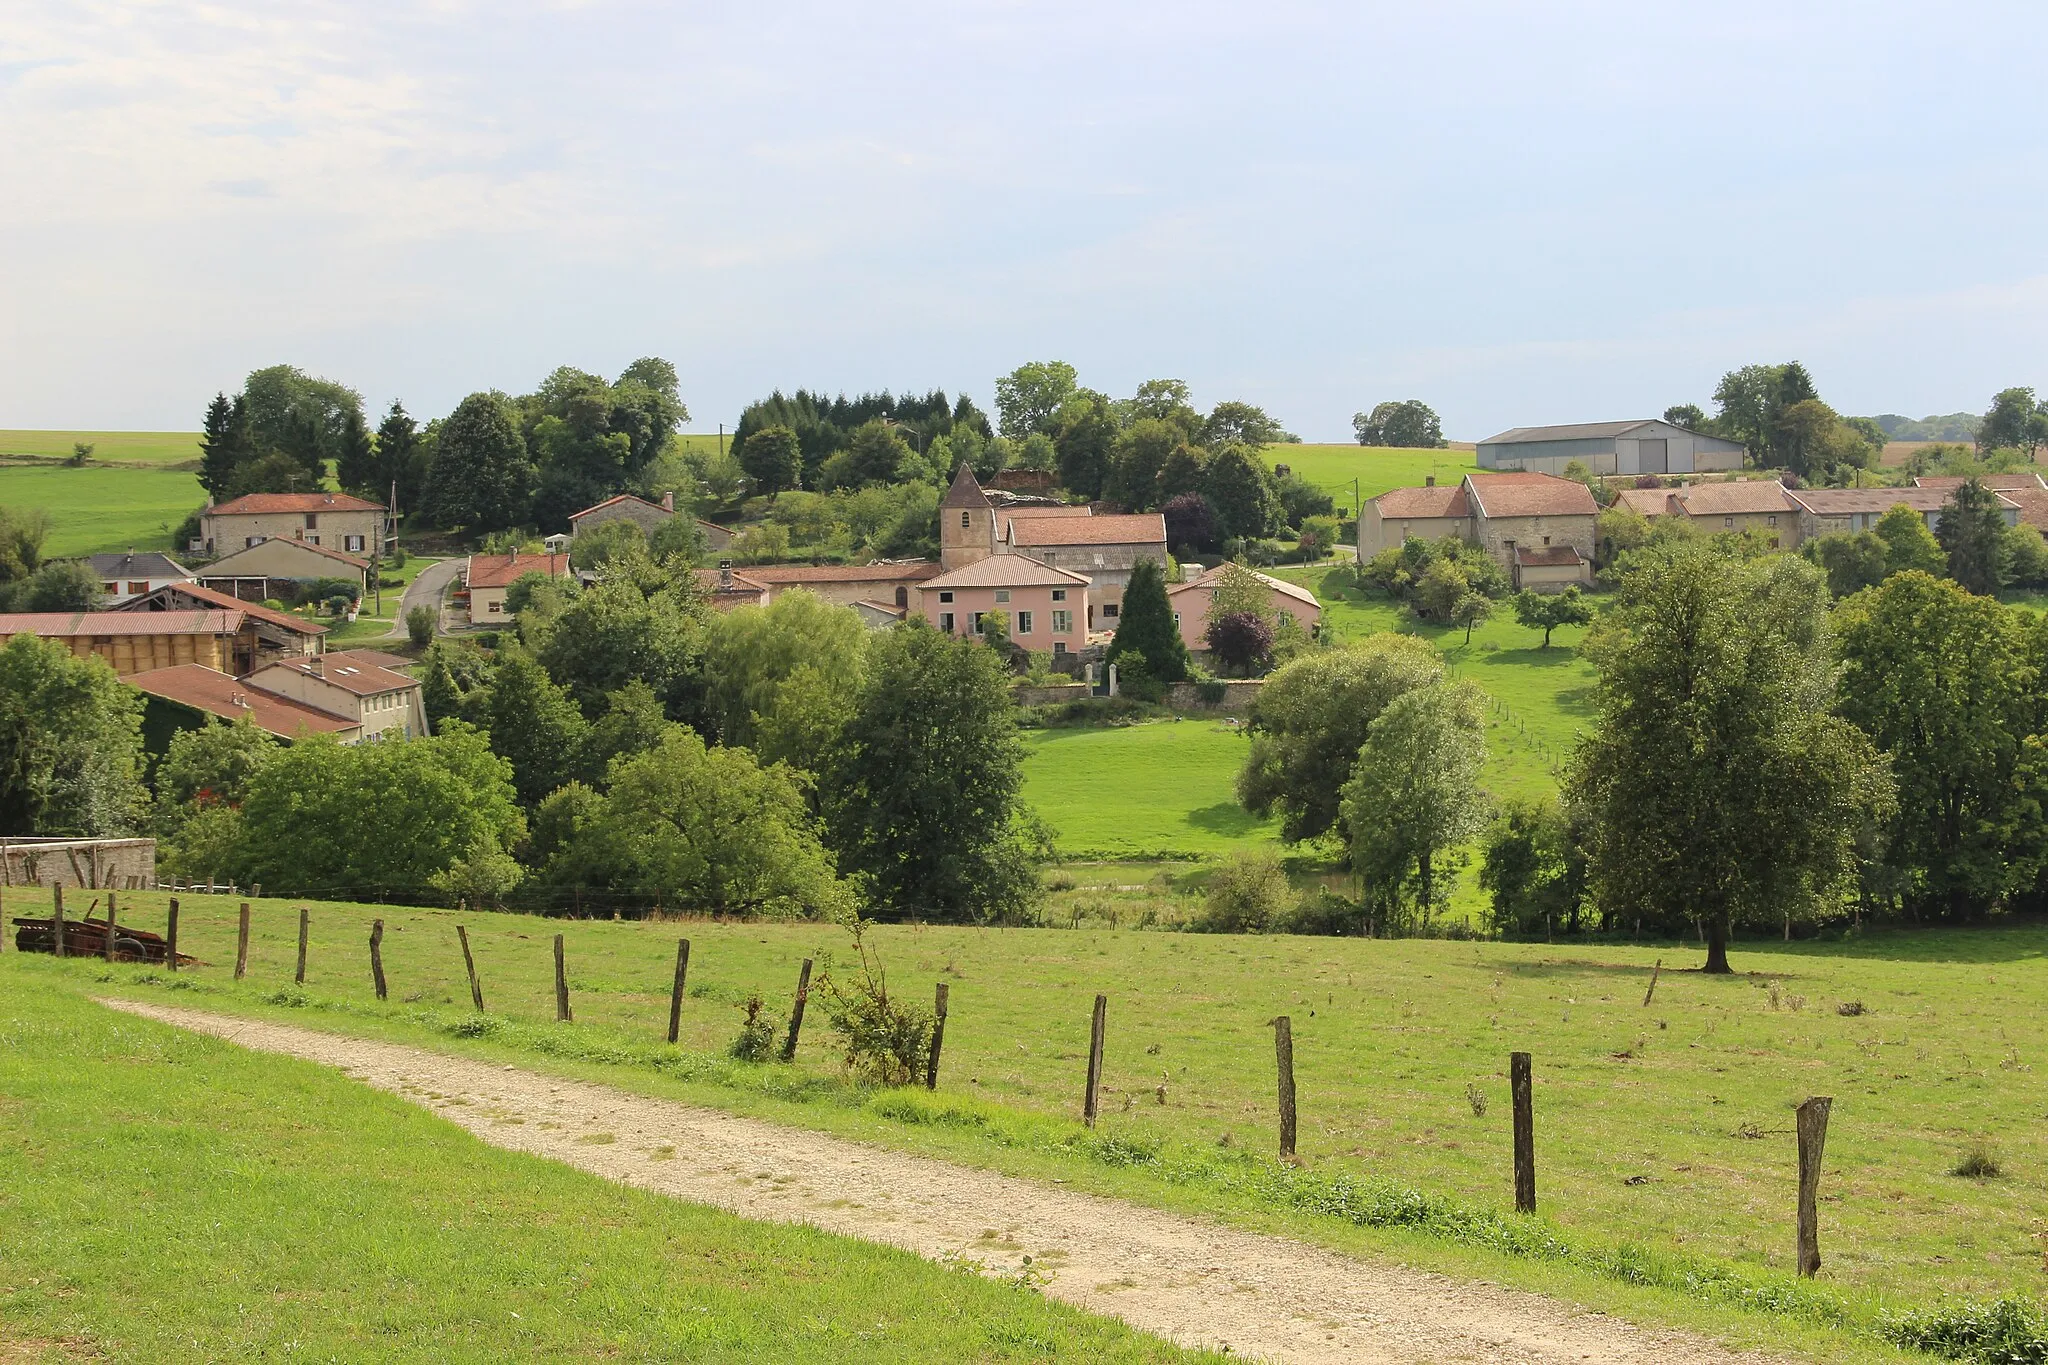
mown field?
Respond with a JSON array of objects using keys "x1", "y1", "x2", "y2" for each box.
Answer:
[
  {"x1": 0, "y1": 985, "x2": 1206, "y2": 1363},
  {"x1": 0, "y1": 464, "x2": 206, "y2": 557},
  {"x1": 1264, "y1": 443, "x2": 1479, "y2": 514},
  {"x1": 0, "y1": 429, "x2": 201, "y2": 466},
  {"x1": 1022, "y1": 720, "x2": 1276, "y2": 858},
  {"x1": 20, "y1": 895, "x2": 2047, "y2": 1360}
]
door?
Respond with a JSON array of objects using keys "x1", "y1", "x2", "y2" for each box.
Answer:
[{"x1": 1640, "y1": 438, "x2": 1668, "y2": 474}]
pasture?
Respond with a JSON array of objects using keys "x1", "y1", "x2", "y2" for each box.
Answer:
[
  {"x1": 1022, "y1": 719, "x2": 1276, "y2": 858},
  {"x1": 0, "y1": 985, "x2": 1203, "y2": 1363},
  {"x1": 0, "y1": 464, "x2": 205, "y2": 557},
  {"x1": 0, "y1": 428, "x2": 201, "y2": 467},
  {"x1": 1265, "y1": 443, "x2": 1479, "y2": 514},
  {"x1": 27, "y1": 893, "x2": 2048, "y2": 1359}
]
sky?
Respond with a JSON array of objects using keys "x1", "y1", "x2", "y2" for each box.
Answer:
[{"x1": 3, "y1": 1, "x2": 2046, "y2": 441}]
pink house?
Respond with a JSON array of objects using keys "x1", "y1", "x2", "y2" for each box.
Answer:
[
  {"x1": 915, "y1": 555, "x2": 1091, "y2": 654},
  {"x1": 1166, "y1": 565, "x2": 1323, "y2": 654}
]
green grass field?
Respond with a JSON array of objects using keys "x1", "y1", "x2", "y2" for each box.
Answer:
[
  {"x1": 1023, "y1": 721, "x2": 1276, "y2": 858},
  {"x1": 0, "y1": 464, "x2": 205, "y2": 558},
  {"x1": 26, "y1": 893, "x2": 2048, "y2": 1360},
  {"x1": 1267, "y1": 444, "x2": 1479, "y2": 514},
  {"x1": 0, "y1": 984, "x2": 1207, "y2": 1363},
  {"x1": 0, "y1": 429, "x2": 202, "y2": 467}
]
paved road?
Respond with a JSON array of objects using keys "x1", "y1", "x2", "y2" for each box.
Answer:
[{"x1": 385, "y1": 556, "x2": 463, "y2": 639}]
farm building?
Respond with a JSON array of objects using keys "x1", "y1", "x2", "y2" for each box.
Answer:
[
  {"x1": 693, "y1": 564, "x2": 773, "y2": 612},
  {"x1": 128, "y1": 663, "x2": 365, "y2": 746},
  {"x1": 117, "y1": 582, "x2": 327, "y2": 674},
  {"x1": 244, "y1": 650, "x2": 429, "y2": 742},
  {"x1": 1913, "y1": 472, "x2": 2048, "y2": 492},
  {"x1": 1477, "y1": 420, "x2": 1745, "y2": 477},
  {"x1": 736, "y1": 561, "x2": 944, "y2": 612},
  {"x1": 1786, "y1": 487, "x2": 2021, "y2": 540},
  {"x1": 197, "y1": 537, "x2": 370, "y2": 599},
  {"x1": 461, "y1": 551, "x2": 572, "y2": 625},
  {"x1": 1167, "y1": 565, "x2": 1321, "y2": 654},
  {"x1": 0, "y1": 610, "x2": 245, "y2": 676},
  {"x1": 568, "y1": 491, "x2": 734, "y2": 550},
  {"x1": 86, "y1": 552, "x2": 193, "y2": 604},
  {"x1": 1612, "y1": 479, "x2": 1804, "y2": 549},
  {"x1": 1361, "y1": 472, "x2": 1597, "y2": 590},
  {"x1": 197, "y1": 491, "x2": 391, "y2": 558}
]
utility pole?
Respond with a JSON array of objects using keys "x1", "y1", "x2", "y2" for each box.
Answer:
[{"x1": 718, "y1": 424, "x2": 725, "y2": 460}]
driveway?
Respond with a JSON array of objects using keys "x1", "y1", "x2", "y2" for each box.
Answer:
[{"x1": 386, "y1": 556, "x2": 463, "y2": 639}]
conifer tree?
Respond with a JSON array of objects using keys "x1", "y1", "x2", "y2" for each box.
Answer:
[
  {"x1": 1107, "y1": 558, "x2": 1190, "y2": 682},
  {"x1": 198, "y1": 392, "x2": 251, "y2": 501},
  {"x1": 335, "y1": 407, "x2": 377, "y2": 496},
  {"x1": 374, "y1": 401, "x2": 420, "y2": 512}
]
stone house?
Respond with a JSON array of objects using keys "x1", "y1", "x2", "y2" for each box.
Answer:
[
  {"x1": 196, "y1": 537, "x2": 370, "y2": 600},
  {"x1": 129, "y1": 664, "x2": 365, "y2": 745},
  {"x1": 1786, "y1": 487, "x2": 2021, "y2": 540},
  {"x1": 915, "y1": 555, "x2": 1091, "y2": 655},
  {"x1": 244, "y1": 650, "x2": 429, "y2": 742},
  {"x1": 1612, "y1": 479, "x2": 1804, "y2": 549},
  {"x1": 735, "y1": 561, "x2": 943, "y2": 612},
  {"x1": 1003, "y1": 513, "x2": 1167, "y2": 628},
  {"x1": 569, "y1": 491, "x2": 733, "y2": 549},
  {"x1": 198, "y1": 492, "x2": 390, "y2": 558},
  {"x1": 1361, "y1": 472, "x2": 1596, "y2": 588}
]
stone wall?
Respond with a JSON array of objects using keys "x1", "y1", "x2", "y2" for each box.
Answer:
[
  {"x1": 1012, "y1": 683, "x2": 1090, "y2": 706},
  {"x1": 1165, "y1": 679, "x2": 1265, "y2": 712},
  {"x1": 1, "y1": 837, "x2": 157, "y2": 890}
]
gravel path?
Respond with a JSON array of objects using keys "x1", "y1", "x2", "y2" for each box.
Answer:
[{"x1": 106, "y1": 1000, "x2": 1788, "y2": 1365}]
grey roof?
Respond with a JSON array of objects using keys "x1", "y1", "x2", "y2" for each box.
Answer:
[
  {"x1": 86, "y1": 552, "x2": 190, "y2": 578},
  {"x1": 1478, "y1": 420, "x2": 1661, "y2": 445}
]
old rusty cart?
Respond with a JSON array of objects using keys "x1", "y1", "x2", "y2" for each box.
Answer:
[{"x1": 12, "y1": 905, "x2": 192, "y2": 965}]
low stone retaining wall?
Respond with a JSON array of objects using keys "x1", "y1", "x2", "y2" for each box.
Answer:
[
  {"x1": 1, "y1": 837, "x2": 157, "y2": 890},
  {"x1": 1013, "y1": 683, "x2": 1091, "y2": 706},
  {"x1": 1166, "y1": 679, "x2": 1265, "y2": 712}
]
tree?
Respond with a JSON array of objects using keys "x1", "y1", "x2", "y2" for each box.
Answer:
[
  {"x1": 198, "y1": 392, "x2": 252, "y2": 502},
  {"x1": 1801, "y1": 531, "x2": 1888, "y2": 597},
  {"x1": 1104, "y1": 418, "x2": 1182, "y2": 509},
  {"x1": 0, "y1": 634, "x2": 147, "y2": 836},
  {"x1": 1156, "y1": 443, "x2": 1209, "y2": 502},
  {"x1": 1836, "y1": 572, "x2": 2038, "y2": 920},
  {"x1": 1452, "y1": 592, "x2": 1493, "y2": 644},
  {"x1": 0, "y1": 506, "x2": 47, "y2": 585},
  {"x1": 1662, "y1": 403, "x2": 1708, "y2": 431},
  {"x1": 1298, "y1": 514, "x2": 1340, "y2": 561},
  {"x1": 2006, "y1": 523, "x2": 2048, "y2": 588},
  {"x1": 374, "y1": 401, "x2": 423, "y2": 513},
  {"x1": 1478, "y1": 797, "x2": 1586, "y2": 937},
  {"x1": 236, "y1": 726, "x2": 523, "y2": 899},
  {"x1": 1565, "y1": 545, "x2": 1893, "y2": 972},
  {"x1": 240, "y1": 364, "x2": 365, "y2": 473},
  {"x1": 152, "y1": 715, "x2": 277, "y2": 821},
  {"x1": 706, "y1": 589, "x2": 869, "y2": 767},
  {"x1": 741, "y1": 425, "x2": 803, "y2": 501},
  {"x1": 482, "y1": 646, "x2": 589, "y2": 807},
  {"x1": 1596, "y1": 503, "x2": 1651, "y2": 565},
  {"x1": 840, "y1": 420, "x2": 913, "y2": 488},
  {"x1": 1053, "y1": 391, "x2": 1117, "y2": 499},
  {"x1": 1712, "y1": 363, "x2": 1804, "y2": 465},
  {"x1": 13, "y1": 561, "x2": 101, "y2": 612},
  {"x1": 1977, "y1": 387, "x2": 2047, "y2": 458},
  {"x1": 1511, "y1": 587, "x2": 1593, "y2": 647},
  {"x1": 823, "y1": 621, "x2": 1045, "y2": 921},
  {"x1": 1120, "y1": 379, "x2": 1201, "y2": 435},
  {"x1": 1773, "y1": 399, "x2": 1871, "y2": 481},
  {"x1": 406, "y1": 605, "x2": 436, "y2": 650},
  {"x1": 1206, "y1": 611, "x2": 1275, "y2": 675},
  {"x1": 1200, "y1": 401, "x2": 1291, "y2": 450},
  {"x1": 1160, "y1": 491, "x2": 1218, "y2": 554},
  {"x1": 425, "y1": 392, "x2": 535, "y2": 531},
  {"x1": 1341, "y1": 680, "x2": 1489, "y2": 928},
  {"x1": 533, "y1": 558, "x2": 710, "y2": 723},
  {"x1": 538, "y1": 731, "x2": 847, "y2": 918},
  {"x1": 335, "y1": 406, "x2": 376, "y2": 496},
  {"x1": 1937, "y1": 479, "x2": 2011, "y2": 594},
  {"x1": 1414, "y1": 557, "x2": 1471, "y2": 622},
  {"x1": 1106, "y1": 558, "x2": 1190, "y2": 683},
  {"x1": 1237, "y1": 634, "x2": 1443, "y2": 842},
  {"x1": 1203, "y1": 445, "x2": 1281, "y2": 541},
  {"x1": 1873, "y1": 503, "x2": 1946, "y2": 578},
  {"x1": 1352, "y1": 400, "x2": 1445, "y2": 448},
  {"x1": 994, "y1": 360, "x2": 1079, "y2": 438}
]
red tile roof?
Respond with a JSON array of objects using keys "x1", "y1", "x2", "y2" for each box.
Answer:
[
  {"x1": 1374, "y1": 484, "x2": 1471, "y2": 518},
  {"x1": 0, "y1": 610, "x2": 244, "y2": 637},
  {"x1": 202, "y1": 538, "x2": 370, "y2": 572},
  {"x1": 119, "y1": 581, "x2": 328, "y2": 636},
  {"x1": 1463, "y1": 473, "x2": 1600, "y2": 518},
  {"x1": 1612, "y1": 487, "x2": 1679, "y2": 517},
  {"x1": 921, "y1": 555, "x2": 1091, "y2": 589},
  {"x1": 1007, "y1": 513, "x2": 1166, "y2": 547},
  {"x1": 465, "y1": 551, "x2": 571, "y2": 589},
  {"x1": 205, "y1": 492, "x2": 385, "y2": 515},
  {"x1": 249, "y1": 653, "x2": 418, "y2": 697},
  {"x1": 1913, "y1": 473, "x2": 2047, "y2": 491},
  {"x1": 1515, "y1": 545, "x2": 1587, "y2": 568},
  {"x1": 692, "y1": 567, "x2": 772, "y2": 610},
  {"x1": 1673, "y1": 480, "x2": 1799, "y2": 516},
  {"x1": 127, "y1": 665, "x2": 358, "y2": 738},
  {"x1": 1997, "y1": 488, "x2": 2048, "y2": 530},
  {"x1": 738, "y1": 561, "x2": 943, "y2": 584},
  {"x1": 1788, "y1": 487, "x2": 2022, "y2": 516},
  {"x1": 569, "y1": 492, "x2": 673, "y2": 522},
  {"x1": 1168, "y1": 564, "x2": 1322, "y2": 612}
]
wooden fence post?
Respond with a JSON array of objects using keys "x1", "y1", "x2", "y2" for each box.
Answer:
[
  {"x1": 1796, "y1": 1096, "x2": 1832, "y2": 1278},
  {"x1": 234, "y1": 902, "x2": 251, "y2": 979},
  {"x1": 667, "y1": 939, "x2": 691, "y2": 1044},
  {"x1": 1274, "y1": 1015, "x2": 1298, "y2": 1159},
  {"x1": 52, "y1": 885, "x2": 65, "y2": 958},
  {"x1": 457, "y1": 925, "x2": 484, "y2": 1012},
  {"x1": 1511, "y1": 1050, "x2": 1536, "y2": 1214},
  {"x1": 553, "y1": 934, "x2": 572, "y2": 1022},
  {"x1": 295, "y1": 907, "x2": 309, "y2": 984},
  {"x1": 926, "y1": 982, "x2": 950, "y2": 1091},
  {"x1": 104, "y1": 891, "x2": 118, "y2": 962},
  {"x1": 165, "y1": 897, "x2": 180, "y2": 972},
  {"x1": 1642, "y1": 958, "x2": 1662, "y2": 1007},
  {"x1": 1083, "y1": 993, "x2": 1108, "y2": 1128},
  {"x1": 369, "y1": 919, "x2": 387, "y2": 1001},
  {"x1": 780, "y1": 958, "x2": 813, "y2": 1061}
]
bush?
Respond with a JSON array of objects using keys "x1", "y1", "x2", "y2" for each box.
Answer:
[
  {"x1": 1880, "y1": 1295, "x2": 2048, "y2": 1363},
  {"x1": 1194, "y1": 850, "x2": 1290, "y2": 933},
  {"x1": 729, "y1": 995, "x2": 777, "y2": 1062},
  {"x1": 818, "y1": 923, "x2": 934, "y2": 1086},
  {"x1": 406, "y1": 605, "x2": 435, "y2": 648},
  {"x1": 1951, "y1": 1145, "x2": 2004, "y2": 1180},
  {"x1": 1115, "y1": 652, "x2": 1166, "y2": 704}
]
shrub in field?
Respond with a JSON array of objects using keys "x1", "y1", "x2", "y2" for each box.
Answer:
[
  {"x1": 818, "y1": 922, "x2": 933, "y2": 1086},
  {"x1": 1880, "y1": 1295, "x2": 2048, "y2": 1362},
  {"x1": 1194, "y1": 850, "x2": 1289, "y2": 933},
  {"x1": 1951, "y1": 1145, "x2": 2004, "y2": 1180},
  {"x1": 406, "y1": 605, "x2": 435, "y2": 648},
  {"x1": 729, "y1": 995, "x2": 776, "y2": 1062}
]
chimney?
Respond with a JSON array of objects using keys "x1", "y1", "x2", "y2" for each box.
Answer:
[
  {"x1": 1425, "y1": 475, "x2": 1435, "y2": 487},
  {"x1": 718, "y1": 558, "x2": 733, "y2": 590},
  {"x1": 309, "y1": 655, "x2": 323, "y2": 677},
  {"x1": 661, "y1": 491, "x2": 675, "y2": 513}
]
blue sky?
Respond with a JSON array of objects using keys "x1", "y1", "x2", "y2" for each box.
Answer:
[{"x1": 2, "y1": 1, "x2": 2044, "y2": 440}]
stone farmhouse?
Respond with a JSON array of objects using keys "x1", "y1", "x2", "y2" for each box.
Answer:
[
  {"x1": 196, "y1": 537, "x2": 370, "y2": 600},
  {"x1": 1166, "y1": 565, "x2": 1322, "y2": 654},
  {"x1": 87, "y1": 552, "x2": 193, "y2": 604},
  {"x1": 1362, "y1": 472, "x2": 1597, "y2": 590},
  {"x1": 128, "y1": 649, "x2": 425, "y2": 746},
  {"x1": 246, "y1": 650, "x2": 428, "y2": 742},
  {"x1": 197, "y1": 491, "x2": 391, "y2": 559},
  {"x1": 1613, "y1": 479, "x2": 1804, "y2": 549},
  {"x1": 568, "y1": 491, "x2": 734, "y2": 551},
  {"x1": 1786, "y1": 487, "x2": 2021, "y2": 540},
  {"x1": 1478, "y1": 420, "x2": 1746, "y2": 477}
]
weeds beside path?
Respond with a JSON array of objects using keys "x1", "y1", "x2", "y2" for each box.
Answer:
[{"x1": 108, "y1": 998, "x2": 1787, "y2": 1365}]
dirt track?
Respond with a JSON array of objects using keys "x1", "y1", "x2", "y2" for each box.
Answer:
[{"x1": 105, "y1": 1000, "x2": 1788, "y2": 1365}]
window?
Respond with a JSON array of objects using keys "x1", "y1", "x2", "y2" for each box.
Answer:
[
  {"x1": 994, "y1": 590, "x2": 1010, "y2": 604},
  {"x1": 488, "y1": 600, "x2": 503, "y2": 613},
  {"x1": 960, "y1": 511, "x2": 971, "y2": 528},
  {"x1": 1766, "y1": 515, "x2": 1778, "y2": 527},
  {"x1": 1053, "y1": 641, "x2": 1067, "y2": 655},
  {"x1": 306, "y1": 535, "x2": 319, "y2": 545},
  {"x1": 1541, "y1": 535, "x2": 1551, "y2": 546},
  {"x1": 1102, "y1": 603, "x2": 1120, "y2": 618},
  {"x1": 127, "y1": 581, "x2": 148, "y2": 594},
  {"x1": 971, "y1": 611, "x2": 986, "y2": 634},
  {"x1": 938, "y1": 591, "x2": 954, "y2": 603},
  {"x1": 1043, "y1": 551, "x2": 1056, "y2": 564},
  {"x1": 1016, "y1": 610, "x2": 1033, "y2": 634},
  {"x1": 1051, "y1": 589, "x2": 1066, "y2": 602},
  {"x1": 1172, "y1": 612, "x2": 1181, "y2": 628},
  {"x1": 245, "y1": 535, "x2": 265, "y2": 548},
  {"x1": 345, "y1": 534, "x2": 365, "y2": 552},
  {"x1": 305, "y1": 514, "x2": 319, "y2": 529},
  {"x1": 1723, "y1": 516, "x2": 1734, "y2": 528},
  {"x1": 939, "y1": 612, "x2": 955, "y2": 632},
  {"x1": 1050, "y1": 609, "x2": 1071, "y2": 633},
  {"x1": 1093, "y1": 553, "x2": 1105, "y2": 567}
]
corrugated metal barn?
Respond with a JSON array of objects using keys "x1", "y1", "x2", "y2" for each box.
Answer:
[{"x1": 1477, "y1": 420, "x2": 1747, "y2": 476}]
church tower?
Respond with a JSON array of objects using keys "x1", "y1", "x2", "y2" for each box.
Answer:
[{"x1": 939, "y1": 463, "x2": 996, "y2": 570}]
